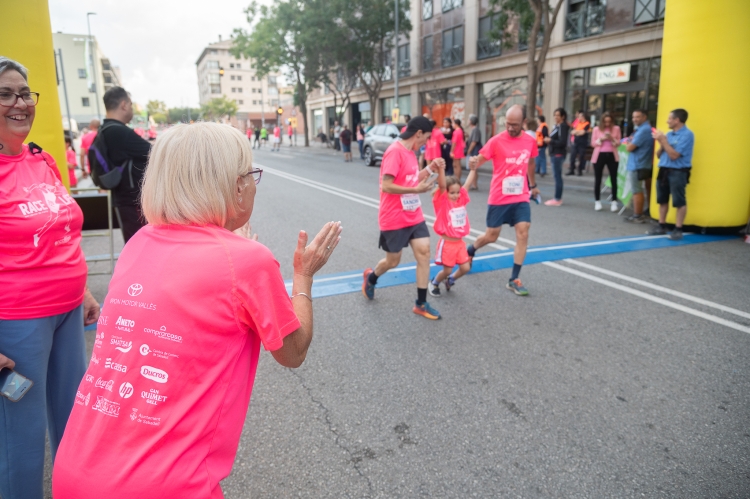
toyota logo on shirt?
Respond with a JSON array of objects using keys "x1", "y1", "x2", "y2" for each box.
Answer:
[{"x1": 128, "y1": 283, "x2": 144, "y2": 296}]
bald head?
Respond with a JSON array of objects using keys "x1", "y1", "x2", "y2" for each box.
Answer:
[
  {"x1": 89, "y1": 119, "x2": 100, "y2": 131},
  {"x1": 505, "y1": 105, "x2": 524, "y2": 137}
]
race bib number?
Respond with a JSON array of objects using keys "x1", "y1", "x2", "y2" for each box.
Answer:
[
  {"x1": 449, "y1": 207, "x2": 467, "y2": 228},
  {"x1": 502, "y1": 175, "x2": 525, "y2": 195},
  {"x1": 401, "y1": 194, "x2": 421, "y2": 212}
]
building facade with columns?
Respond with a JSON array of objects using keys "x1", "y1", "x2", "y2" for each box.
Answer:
[{"x1": 306, "y1": 0, "x2": 664, "y2": 143}]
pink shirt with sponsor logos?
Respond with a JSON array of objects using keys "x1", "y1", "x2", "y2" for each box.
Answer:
[
  {"x1": 432, "y1": 187, "x2": 470, "y2": 239},
  {"x1": 479, "y1": 131, "x2": 538, "y2": 206},
  {"x1": 379, "y1": 141, "x2": 425, "y2": 231},
  {"x1": 0, "y1": 145, "x2": 87, "y2": 319},
  {"x1": 52, "y1": 224, "x2": 300, "y2": 499}
]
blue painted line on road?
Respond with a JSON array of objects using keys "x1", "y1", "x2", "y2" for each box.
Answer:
[{"x1": 285, "y1": 234, "x2": 736, "y2": 299}]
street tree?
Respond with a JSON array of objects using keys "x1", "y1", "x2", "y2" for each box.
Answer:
[
  {"x1": 146, "y1": 100, "x2": 168, "y2": 124},
  {"x1": 167, "y1": 107, "x2": 202, "y2": 124},
  {"x1": 232, "y1": 0, "x2": 328, "y2": 146},
  {"x1": 489, "y1": 0, "x2": 565, "y2": 120},
  {"x1": 200, "y1": 96, "x2": 239, "y2": 122},
  {"x1": 342, "y1": 0, "x2": 411, "y2": 124}
]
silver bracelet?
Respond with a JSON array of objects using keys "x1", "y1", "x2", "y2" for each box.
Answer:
[{"x1": 291, "y1": 292, "x2": 313, "y2": 302}]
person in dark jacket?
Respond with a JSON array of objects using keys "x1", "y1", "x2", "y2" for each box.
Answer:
[{"x1": 543, "y1": 108, "x2": 570, "y2": 206}]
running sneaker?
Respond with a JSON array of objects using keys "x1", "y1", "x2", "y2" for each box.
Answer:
[
  {"x1": 610, "y1": 201, "x2": 619, "y2": 212},
  {"x1": 595, "y1": 201, "x2": 602, "y2": 211},
  {"x1": 625, "y1": 214, "x2": 647, "y2": 224},
  {"x1": 445, "y1": 276, "x2": 456, "y2": 292},
  {"x1": 667, "y1": 228, "x2": 683, "y2": 241},
  {"x1": 506, "y1": 279, "x2": 529, "y2": 296},
  {"x1": 362, "y1": 268, "x2": 375, "y2": 300},
  {"x1": 428, "y1": 280, "x2": 441, "y2": 297},
  {"x1": 647, "y1": 225, "x2": 667, "y2": 236},
  {"x1": 413, "y1": 300, "x2": 441, "y2": 320},
  {"x1": 544, "y1": 199, "x2": 563, "y2": 206}
]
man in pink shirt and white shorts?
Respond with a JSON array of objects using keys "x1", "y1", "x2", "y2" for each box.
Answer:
[
  {"x1": 362, "y1": 117, "x2": 445, "y2": 320},
  {"x1": 467, "y1": 105, "x2": 540, "y2": 296}
]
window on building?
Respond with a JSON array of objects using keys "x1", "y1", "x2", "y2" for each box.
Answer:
[
  {"x1": 565, "y1": 0, "x2": 606, "y2": 41},
  {"x1": 634, "y1": 0, "x2": 666, "y2": 24},
  {"x1": 253, "y1": 100, "x2": 257, "y2": 105},
  {"x1": 103, "y1": 74, "x2": 112, "y2": 84},
  {"x1": 231, "y1": 88, "x2": 236, "y2": 93},
  {"x1": 423, "y1": 0, "x2": 433, "y2": 20},
  {"x1": 442, "y1": 0, "x2": 462, "y2": 13},
  {"x1": 206, "y1": 60, "x2": 219, "y2": 69},
  {"x1": 231, "y1": 75, "x2": 236, "y2": 80},
  {"x1": 236, "y1": 63, "x2": 241, "y2": 69},
  {"x1": 441, "y1": 26, "x2": 464, "y2": 68},
  {"x1": 398, "y1": 44, "x2": 411, "y2": 77},
  {"x1": 238, "y1": 88, "x2": 243, "y2": 93},
  {"x1": 267, "y1": 76, "x2": 277, "y2": 86},
  {"x1": 251, "y1": 76, "x2": 256, "y2": 81},
  {"x1": 81, "y1": 97, "x2": 90, "y2": 107},
  {"x1": 77, "y1": 68, "x2": 86, "y2": 79},
  {"x1": 239, "y1": 100, "x2": 244, "y2": 105},
  {"x1": 237, "y1": 75, "x2": 242, "y2": 81},
  {"x1": 209, "y1": 74, "x2": 221, "y2": 84},
  {"x1": 210, "y1": 49, "x2": 217, "y2": 54},
  {"x1": 477, "y1": 13, "x2": 502, "y2": 59},
  {"x1": 422, "y1": 36, "x2": 434, "y2": 71},
  {"x1": 230, "y1": 63, "x2": 235, "y2": 68}
]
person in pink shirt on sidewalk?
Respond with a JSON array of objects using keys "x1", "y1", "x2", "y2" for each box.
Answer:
[
  {"x1": 450, "y1": 118, "x2": 466, "y2": 183},
  {"x1": 52, "y1": 123, "x2": 342, "y2": 499},
  {"x1": 79, "y1": 119, "x2": 99, "y2": 178},
  {"x1": 590, "y1": 112, "x2": 621, "y2": 212}
]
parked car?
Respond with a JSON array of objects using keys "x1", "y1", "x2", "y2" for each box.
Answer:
[{"x1": 362, "y1": 123, "x2": 401, "y2": 166}]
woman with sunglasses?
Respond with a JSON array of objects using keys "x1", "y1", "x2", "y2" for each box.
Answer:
[
  {"x1": 53, "y1": 122, "x2": 342, "y2": 499},
  {"x1": 0, "y1": 57, "x2": 100, "y2": 499}
]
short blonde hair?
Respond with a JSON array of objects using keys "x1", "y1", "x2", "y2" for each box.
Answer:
[{"x1": 141, "y1": 122, "x2": 253, "y2": 226}]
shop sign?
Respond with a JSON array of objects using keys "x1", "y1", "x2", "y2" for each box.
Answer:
[{"x1": 594, "y1": 63, "x2": 631, "y2": 85}]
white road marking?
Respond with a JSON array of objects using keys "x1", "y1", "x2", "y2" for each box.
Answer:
[{"x1": 259, "y1": 162, "x2": 749, "y2": 333}]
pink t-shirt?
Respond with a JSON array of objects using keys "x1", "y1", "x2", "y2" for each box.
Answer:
[
  {"x1": 0, "y1": 145, "x2": 86, "y2": 319},
  {"x1": 452, "y1": 127, "x2": 465, "y2": 159},
  {"x1": 432, "y1": 187, "x2": 470, "y2": 239},
  {"x1": 287, "y1": 125, "x2": 293, "y2": 136},
  {"x1": 479, "y1": 131, "x2": 538, "y2": 206},
  {"x1": 424, "y1": 127, "x2": 443, "y2": 161},
  {"x1": 52, "y1": 224, "x2": 300, "y2": 499},
  {"x1": 66, "y1": 149, "x2": 77, "y2": 166},
  {"x1": 273, "y1": 126, "x2": 281, "y2": 138},
  {"x1": 80, "y1": 130, "x2": 97, "y2": 153},
  {"x1": 379, "y1": 141, "x2": 424, "y2": 231}
]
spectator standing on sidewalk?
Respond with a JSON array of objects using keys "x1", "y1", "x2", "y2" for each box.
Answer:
[
  {"x1": 253, "y1": 125, "x2": 261, "y2": 149},
  {"x1": 79, "y1": 118, "x2": 98, "y2": 178},
  {"x1": 356, "y1": 123, "x2": 365, "y2": 159},
  {"x1": 590, "y1": 112, "x2": 621, "y2": 212},
  {"x1": 648, "y1": 109, "x2": 694, "y2": 240},
  {"x1": 624, "y1": 109, "x2": 654, "y2": 223},
  {"x1": 466, "y1": 115, "x2": 482, "y2": 190},
  {"x1": 333, "y1": 120, "x2": 341, "y2": 151},
  {"x1": 544, "y1": 108, "x2": 570, "y2": 206},
  {"x1": 567, "y1": 110, "x2": 590, "y2": 176},
  {"x1": 535, "y1": 116, "x2": 549, "y2": 177},
  {"x1": 340, "y1": 124, "x2": 353, "y2": 162}
]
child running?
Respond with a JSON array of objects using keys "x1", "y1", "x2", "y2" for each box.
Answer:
[{"x1": 428, "y1": 160, "x2": 478, "y2": 297}]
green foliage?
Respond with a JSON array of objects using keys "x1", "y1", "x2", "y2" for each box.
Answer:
[
  {"x1": 150, "y1": 112, "x2": 167, "y2": 124},
  {"x1": 488, "y1": 0, "x2": 535, "y2": 50},
  {"x1": 200, "y1": 96, "x2": 239, "y2": 121},
  {"x1": 146, "y1": 100, "x2": 167, "y2": 117},
  {"x1": 167, "y1": 107, "x2": 202, "y2": 123}
]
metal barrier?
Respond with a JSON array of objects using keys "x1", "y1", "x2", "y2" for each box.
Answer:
[{"x1": 71, "y1": 187, "x2": 116, "y2": 276}]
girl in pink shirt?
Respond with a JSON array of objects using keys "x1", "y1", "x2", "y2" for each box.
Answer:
[
  {"x1": 428, "y1": 160, "x2": 478, "y2": 297},
  {"x1": 424, "y1": 121, "x2": 444, "y2": 162},
  {"x1": 65, "y1": 137, "x2": 77, "y2": 187},
  {"x1": 590, "y1": 112, "x2": 622, "y2": 211},
  {"x1": 450, "y1": 118, "x2": 466, "y2": 183}
]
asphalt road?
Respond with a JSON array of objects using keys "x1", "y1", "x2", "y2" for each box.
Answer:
[{"x1": 43, "y1": 141, "x2": 750, "y2": 498}]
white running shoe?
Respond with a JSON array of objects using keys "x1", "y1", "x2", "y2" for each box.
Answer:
[
  {"x1": 610, "y1": 201, "x2": 619, "y2": 212},
  {"x1": 595, "y1": 201, "x2": 602, "y2": 211}
]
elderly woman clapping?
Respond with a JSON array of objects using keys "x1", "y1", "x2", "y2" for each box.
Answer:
[
  {"x1": 52, "y1": 122, "x2": 341, "y2": 498},
  {"x1": 0, "y1": 56, "x2": 100, "y2": 499}
]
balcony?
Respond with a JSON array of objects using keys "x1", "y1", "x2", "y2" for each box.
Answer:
[
  {"x1": 383, "y1": 65, "x2": 393, "y2": 81},
  {"x1": 477, "y1": 38, "x2": 501, "y2": 60},
  {"x1": 441, "y1": 46, "x2": 463, "y2": 68},
  {"x1": 564, "y1": 5, "x2": 606, "y2": 41},
  {"x1": 398, "y1": 60, "x2": 411, "y2": 78}
]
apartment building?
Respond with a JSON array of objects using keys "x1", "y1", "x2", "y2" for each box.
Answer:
[
  {"x1": 52, "y1": 32, "x2": 123, "y2": 128},
  {"x1": 196, "y1": 37, "x2": 292, "y2": 129},
  {"x1": 306, "y1": 0, "x2": 665, "y2": 143}
]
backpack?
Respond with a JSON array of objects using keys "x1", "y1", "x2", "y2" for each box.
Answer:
[{"x1": 89, "y1": 121, "x2": 134, "y2": 190}]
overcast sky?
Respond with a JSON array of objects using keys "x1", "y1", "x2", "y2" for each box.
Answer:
[{"x1": 49, "y1": 0, "x2": 264, "y2": 108}]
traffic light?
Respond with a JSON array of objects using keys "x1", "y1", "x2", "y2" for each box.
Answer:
[
  {"x1": 277, "y1": 107, "x2": 283, "y2": 115},
  {"x1": 219, "y1": 67, "x2": 225, "y2": 77}
]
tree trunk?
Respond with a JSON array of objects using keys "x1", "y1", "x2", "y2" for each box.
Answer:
[
  {"x1": 297, "y1": 81, "x2": 310, "y2": 147},
  {"x1": 526, "y1": 0, "x2": 564, "y2": 120}
]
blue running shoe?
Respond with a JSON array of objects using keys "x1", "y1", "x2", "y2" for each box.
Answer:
[
  {"x1": 413, "y1": 300, "x2": 441, "y2": 320},
  {"x1": 362, "y1": 268, "x2": 375, "y2": 300},
  {"x1": 506, "y1": 279, "x2": 529, "y2": 296},
  {"x1": 445, "y1": 276, "x2": 456, "y2": 292}
]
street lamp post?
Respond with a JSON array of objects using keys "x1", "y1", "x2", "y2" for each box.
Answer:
[{"x1": 87, "y1": 12, "x2": 102, "y2": 120}]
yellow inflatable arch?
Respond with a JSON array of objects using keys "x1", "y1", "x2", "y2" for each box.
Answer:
[
  {"x1": 652, "y1": 0, "x2": 750, "y2": 229},
  {"x1": 1, "y1": 0, "x2": 68, "y2": 187}
]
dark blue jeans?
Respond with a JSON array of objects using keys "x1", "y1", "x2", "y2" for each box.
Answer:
[
  {"x1": 535, "y1": 146, "x2": 547, "y2": 175},
  {"x1": 552, "y1": 154, "x2": 565, "y2": 200},
  {"x1": 358, "y1": 140, "x2": 364, "y2": 159},
  {"x1": 569, "y1": 142, "x2": 587, "y2": 173}
]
